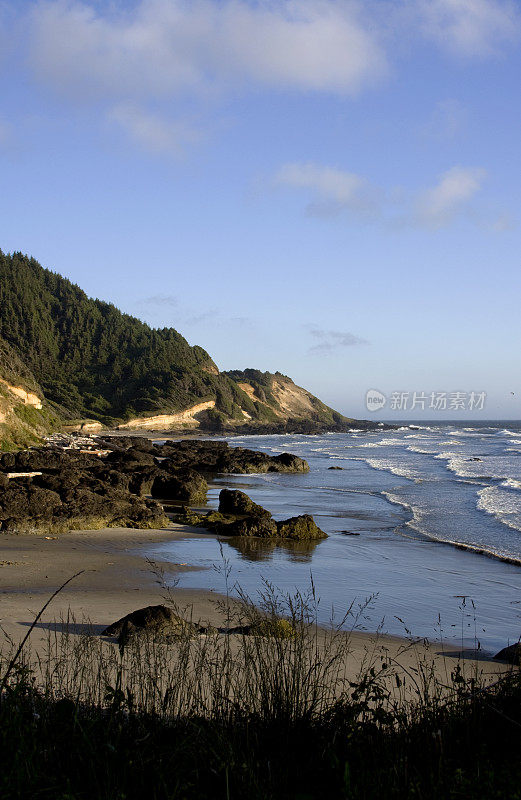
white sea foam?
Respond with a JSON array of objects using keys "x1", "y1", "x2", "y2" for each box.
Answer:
[
  {"x1": 477, "y1": 486, "x2": 521, "y2": 532},
  {"x1": 502, "y1": 478, "x2": 521, "y2": 491},
  {"x1": 435, "y1": 451, "x2": 521, "y2": 481},
  {"x1": 407, "y1": 446, "x2": 438, "y2": 454},
  {"x1": 366, "y1": 458, "x2": 422, "y2": 481}
]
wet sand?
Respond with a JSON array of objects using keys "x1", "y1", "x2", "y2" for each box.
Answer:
[{"x1": 0, "y1": 523, "x2": 512, "y2": 690}]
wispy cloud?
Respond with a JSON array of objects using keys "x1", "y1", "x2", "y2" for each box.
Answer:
[
  {"x1": 109, "y1": 103, "x2": 201, "y2": 155},
  {"x1": 274, "y1": 162, "x2": 497, "y2": 230},
  {"x1": 274, "y1": 163, "x2": 378, "y2": 218},
  {"x1": 138, "y1": 294, "x2": 178, "y2": 308},
  {"x1": 415, "y1": 0, "x2": 520, "y2": 57},
  {"x1": 306, "y1": 325, "x2": 369, "y2": 355},
  {"x1": 415, "y1": 166, "x2": 486, "y2": 228}
]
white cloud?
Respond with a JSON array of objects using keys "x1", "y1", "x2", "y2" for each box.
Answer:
[
  {"x1": 109, "y1": 103, "x2": 200, "y2": 155},
  {"x1": 274, "y1": 163, "x2": 377, "y2": 217},
  {"x1": 27, "y1": 0, "x2": 386, "y2": 100},
  {"x1": 306, "y1": 326, "x2": 369, "y2": 354},
  {"x1": 274, "y1": 162, "x2": 495, "y2": 230},
  {"x1": 416, "y1": 0, "x2": 520, "y2": 57},
  {"x1": 415, "y1": 166, "x2": 486, "y2": 227}
]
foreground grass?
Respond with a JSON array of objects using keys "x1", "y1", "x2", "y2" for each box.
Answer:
[{"x1": 1, "y1": 585, "x2": 520, "y2": 799}]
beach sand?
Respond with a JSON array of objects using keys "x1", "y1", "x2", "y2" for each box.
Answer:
[{"x1": 0, "y1": 523, "x2": 513, "y2": 692}]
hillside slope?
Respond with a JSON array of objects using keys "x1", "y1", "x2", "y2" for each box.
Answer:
[
  {"x1": 0, "y1": 250, "x2": 374, "y2": 436},
  {"x1": 0, "y1": 335, "x2": 57, "y2": 449}
]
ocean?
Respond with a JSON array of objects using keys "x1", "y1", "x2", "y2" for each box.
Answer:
[{"x1": 147, "y1": 421, "x2": 521, "y2": 654}]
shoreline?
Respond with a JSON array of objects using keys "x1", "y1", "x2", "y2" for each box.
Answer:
[{"x1": 0, "y1": 523, "x2": 512, "y2": 685}]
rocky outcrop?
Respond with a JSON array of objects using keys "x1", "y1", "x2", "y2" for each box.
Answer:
[
  {"x1": 175, "y1": 488, "x2": 327, "y2": 541},
  {"x1": 0, "y1": 472, "x2": 167, "y2": 534},
  {"x1": 103, "y1": 604, "x2": 298, "y2": 646},
  {"x1": 0, "y1": 437, "x2": 311, "y2": 534},
  {"x1": 218, "y1": 488, "x2": 271, "y2": 518},
  {"x1": 275, "y1": 514, "x2": 326, "y2": 540},
  {"x1": 151, "y1": 469, "x2": 208, "y2": 503},
  {"x1": 494, "y1": 643, "x2": 521, "y2": 665},
  {"x1": 103, "y1": 605, "x2": 203, "y2": 646},
  {"x1": 156, "y1": 439, "x2": 309, "y2": 474}
]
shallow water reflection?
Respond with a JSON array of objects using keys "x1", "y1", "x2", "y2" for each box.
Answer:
[{"x1": 225, "y1": 535, "x2": 323, "y2": 563}]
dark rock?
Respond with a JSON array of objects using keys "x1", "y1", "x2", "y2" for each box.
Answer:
[
  {"x1": 0, "y1": 453, "x2": 16, "y2": 470},
  {"x1": 127, "y1": 466, "x2": 161, "y2": 496},
  {"x1": 103, "y1": 604, "x2": 201, "y2": 646},
  {"x1": 218, "y1": 488, "x2": 271, "y2": 518},
  {"x1": 494, "y1": 643, "x2": 521, "y2": 665},
  {"x1": 151, "y1": 469, "x2": 208, "y2": 503},
  {"x1": 0, "y1": 474, "x2": 9, "y2": 490},
  {"x1": 97, "y1": 436, "x2": 157, "y2": 454},
  {"x1": 0, "y1": 478, "x2": 167, "y2": 533},
  {"x1": 105, "y1": 447, "x2": 157, "y2": 469},
  {"x1": 221, "y1": 517, "x2": 278, "y2": 537},
  {"x1": 328, "y1": 466, "x2": 343, "y2": 470},
  {"x1": 276, "y1": 514, "x2": 327, "y2": 540},
  {"x1": 157, "y1": 440, "x2": 309, "y2": 475}
]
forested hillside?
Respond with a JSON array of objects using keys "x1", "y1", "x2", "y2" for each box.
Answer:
[
  {"x1": 0, "y1": 250, "x2": 364, "y2": 433},
  {"x1": 0, "y1": 251, "x2": 260, "y2": 424}
]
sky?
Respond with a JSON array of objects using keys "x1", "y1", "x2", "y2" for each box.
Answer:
[{"x1": 0, "y1": 0, "x2": 520, "y2": 420}]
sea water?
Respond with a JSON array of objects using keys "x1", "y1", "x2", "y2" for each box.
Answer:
[{"x1": 147, "y1": 422, "x2": 521, "y2": 653}]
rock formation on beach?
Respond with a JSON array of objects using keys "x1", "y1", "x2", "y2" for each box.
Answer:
[
  {"x1": 0, "y1": 436, "x2": 321, "y2": 538},
  {"x1": 174, "y1": 488, "x2": 327, "y2": 541}
]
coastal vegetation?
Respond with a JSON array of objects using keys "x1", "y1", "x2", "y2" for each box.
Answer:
[
  {"x1": 0, "y1": 250, "x2": 364, "y2": 442},
  {"x1": 1, "y1": 582, "x2": 520, "y2": 799}
]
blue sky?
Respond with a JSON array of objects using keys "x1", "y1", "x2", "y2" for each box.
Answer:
[{"x1": 0, "y1": 0, "x2": 520, "y2": 419}]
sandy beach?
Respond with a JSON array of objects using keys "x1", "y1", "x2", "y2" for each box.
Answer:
[{"x1": 0, "y1": 522, "x2": 512, "y2": 687}]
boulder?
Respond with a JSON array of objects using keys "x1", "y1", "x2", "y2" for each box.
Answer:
[
  {"x1": 151, "y1": 469, "x2": 208, "y2": 503},
  {"x1": 220, "y1": 517, "x2": 278, "y2": 537},
  {"x1": 218, "y1": 488, "x2": 271, "y2": 519},
  {"x1": 105, "y1": 447, "x2": 157, "y2": 469},
  {"x1": 276, "y1": 514, "x2": 327, "y2": 540},
  {"x1": 494, "y1": 643, "x2": 521, "y2": 665},
  {"x1": 102, "y1": 604, "x2": 202, "y2": 646}
]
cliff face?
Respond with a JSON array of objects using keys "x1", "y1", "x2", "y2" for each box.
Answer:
[
  {"x1": 0, "y1": 250, "x2": 376, "y2": 440},
  {"x1": 222, "y1": 369, "x2": 359, "y2": 433},
  {"x1": 0, "y1": 336, "x2": 54, "y2": 449}
]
